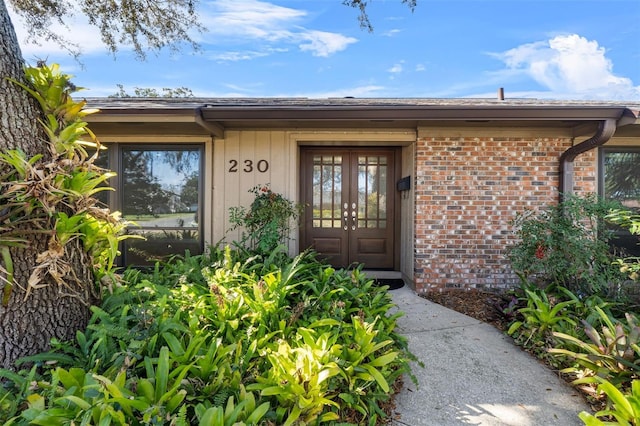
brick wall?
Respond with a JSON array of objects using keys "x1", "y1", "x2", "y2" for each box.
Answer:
[{"x1": 413, "y1": 135, "x2": 596, "y2": 293}]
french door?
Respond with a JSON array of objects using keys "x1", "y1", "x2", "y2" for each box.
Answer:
[{"x1": 300, "y1": 148, "x2": 396, "y2": 269}]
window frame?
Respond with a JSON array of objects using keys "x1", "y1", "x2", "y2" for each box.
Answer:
[
  {"x1": 599, "y1": 146, "x2": 640, "y2": 257},
  {"x1": 100, "y1": 142, "x2": 205, "y2": 267}
]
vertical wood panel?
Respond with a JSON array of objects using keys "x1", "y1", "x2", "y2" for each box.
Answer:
[{"x1": 212, "y1": 130, "x2": 295, "y2": 248}]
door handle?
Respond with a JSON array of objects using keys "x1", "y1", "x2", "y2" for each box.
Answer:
[{"x1": 351, "y1": 210, "x2": 356, "y2": 230}]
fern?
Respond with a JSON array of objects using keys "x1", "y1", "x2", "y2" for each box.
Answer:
[{"x1": 212, "y1": 387, "x2": 233, "y2": 407}]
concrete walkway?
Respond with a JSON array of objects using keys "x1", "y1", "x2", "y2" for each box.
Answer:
[{"x1": 388, "y1": 285, "x2": 591, "y2": 426}]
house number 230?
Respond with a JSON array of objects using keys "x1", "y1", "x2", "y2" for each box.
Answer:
[{"x1": 228, "y1": 159, "x2": 269, "y2": 173}]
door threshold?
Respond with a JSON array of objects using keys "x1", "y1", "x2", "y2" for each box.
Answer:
[{"x1": 362, "y1": 270, "x2": 402, "y2": 279}]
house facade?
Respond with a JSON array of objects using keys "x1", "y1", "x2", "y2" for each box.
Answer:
[{"x1": 86, "y1": 98, "x2": 640, "y2": 293}]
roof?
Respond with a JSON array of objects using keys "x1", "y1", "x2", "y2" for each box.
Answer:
[
  {"x1": 85, "y1": 96, "x2": 640, "y2": 108},
  {"x1": 83, "y1": 97, "x2": 640, "y2": 138}
]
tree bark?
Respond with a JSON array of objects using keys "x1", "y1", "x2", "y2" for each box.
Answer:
[
  {"x1": 0, "y1": 0, "x2": 94, "y2": 369},
  {"x1": 0, "y1": 236, "x2": 93, "y2": 368},
  {"x1": 0, "y1": 0, "x2": 43, "y2": 157}
]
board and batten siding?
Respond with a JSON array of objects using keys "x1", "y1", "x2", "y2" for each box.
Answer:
[{"x1": 212, "y1": 130, "x2": 298, "y2": 252}]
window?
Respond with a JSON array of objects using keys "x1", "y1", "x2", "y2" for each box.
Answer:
[
  {"x1": 97, "y1": 144, "x2": 204, "y2": 267},
  {"x1": 600, "y1": 147, "x2": 640, "y2": 257}
]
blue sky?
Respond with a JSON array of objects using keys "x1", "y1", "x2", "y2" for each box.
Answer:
[{"x1": 8, "y1": 0, "x2": 640, "y2": 100}]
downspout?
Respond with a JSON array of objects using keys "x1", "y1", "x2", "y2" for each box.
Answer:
[{"x1": 559, "y1": 118, "x2": 617, "y2": 202}]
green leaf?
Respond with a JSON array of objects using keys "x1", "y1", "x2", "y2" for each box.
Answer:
[
  {"x1": 507, "y1": 321, "x2": 523, "y2": 335},
  {"x1": 578, "y1": 411, "x2": 606, "y2": 426},
  {"x1": 369, "y1": 351, "x2": 399, "y2": 367},
  {"x1": 199, "y1": 406, "x2": 224, "y2": 426},
  {"x1": 245, "y1": 402, "x2": 270, "y2": 424},
  {"x1": 161, "y1": 332, "x2": 185, "y2": 357},
  {"x1": 362, "y1": 364, "x2": 390, "y2": 393},
  {"x1": 260, "y1": 386, "x2": 287, "y2": 397},
  {"x1": 56, "y1": 395, "x2": 91, "y2": 410},
  {"x1": 166, "y1": 390, "x2": 187, "y2": 413},
  {"x1": 597, "y1": 380, "x2": 634, "y2": 421},
  {"x1": 136, "y1": 378, "x2": 155, "y2": 402},
  {"x1": 155, "y1": 346, "x2": 170, "y2": 402}
]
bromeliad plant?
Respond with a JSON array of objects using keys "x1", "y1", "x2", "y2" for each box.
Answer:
[
  {"x1": 550, "y1": 307, "x2": 640, "y2": 388},
  {"x1": 0, "y1": 247, "x2": 415, "y2": 425},
  {"x1": 0, "y1": 63, "x2": 133, "y2": 301},
  {"x1": 578, "y1": 378, "x2": 640, "y2": 426},
  {"x1": 507, "y1": 281, "x2": 578, "y2": 360}
]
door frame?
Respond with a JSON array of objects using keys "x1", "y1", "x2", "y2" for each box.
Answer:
[{"x1": 299, "y1": 146, "x2": 402, "y2": 270}]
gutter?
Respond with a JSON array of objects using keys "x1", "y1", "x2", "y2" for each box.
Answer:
[
  {"x1": 558, "y1": 109, "x2": 638, "y2": 201},
  {"x1": 195, "y1": 107, "x2": 225, "y2": 138},
  {"x1": 558, "y1": 118, "x2": 617, "y2": 202}
]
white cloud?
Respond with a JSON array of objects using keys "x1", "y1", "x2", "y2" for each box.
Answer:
[
  {"x1": 212, "y1": 51, "x2": 271, "y2": 61},
  {"x1": 415, "y1": 64, "x2": 426, "y2": 72},
  {"x1": 201, "y1": 0, "x2": 357, "y2": 58},
  {"x1": 9, "y1": 0, "x2": 357, "y2": 60},
  {"x1": 211, "y1": 47, "x2": 288, "y2": 62},
  {"x1": 382, "y1": 29, "x2": 402, "y2": 37},
  {"x1": 388, "y1": 62, "x2": 404, "y2": 73},
  {"x1": 299, "y1": 31, "x2": 357, "y2": 57},
  {"x1": 8, "y1": 5, "x2": 108, "y2": 57},
  {"x1": 202, "y1": 0, "x2": 306, "y2": 41},
  {"x1": 493, "y1": 34, "x2": 640, "y2": 100}
]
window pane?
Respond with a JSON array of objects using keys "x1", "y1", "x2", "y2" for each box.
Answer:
[
  {"x1": 357, "y1": 155, "x2": 387, "y2": 229},
  {"x1": 604, "y1": 151, "x2": 640, "y2": 208},
  {"x1": 123, "y1": 229, "x2": 201, "y2": 266},
  {"x1": 119, "y1": 146, "x2": 203, "y2": 267},
  {"x1": 122, "y1": 148, "x2": 200, "y2": 228},
  {"x1": 312, "y1": 155, "x2": 342, "y2": 228},
  {"x1": 89, "y1": 147, "x2": 112, "y2": 207},
  {"x1": 603, "y1": 149, "x2": 640, "y2": 257}
]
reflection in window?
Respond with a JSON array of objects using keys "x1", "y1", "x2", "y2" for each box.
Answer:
[
  {"x1": 124, "y1": 229, "x2": 201, "y2": 266},
  {"x1": 357, "y1": 155, "x2": 387, "y2": 229},
  {"x1": 89, "y1": 147, "x2": 111, "y2": 208},
  {"x1": 601, "y1": 148, "x2": 640, "y2": 257},
  {"x1": 105, "y1": 146, "x2": 202, "y2": 266},
  {"x1": 312, "y1": 155, "x2": 342, "y2": 229}
]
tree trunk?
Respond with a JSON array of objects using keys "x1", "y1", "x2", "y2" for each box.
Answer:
[
  {"x1": 0, "y1": 0, "x2": 44, "y2": 157},
  {"x1": 0, "y1": 237, "x2": 94, "y2": 369},
  {"x1": 0, "y1": 0, "x2": 94, "y2": 369}
]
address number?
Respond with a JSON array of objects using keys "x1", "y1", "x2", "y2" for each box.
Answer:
[{"x1": 228, "y1": 159, "x2": 269, "y2": 173}]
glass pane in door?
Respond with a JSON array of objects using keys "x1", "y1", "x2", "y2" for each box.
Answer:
[
  {"x1": 312, "y1": 155, "x2": 342, "y2": 228},
  {"x1": 357, "y1": 155, "x2": 387, "y2": 229}
]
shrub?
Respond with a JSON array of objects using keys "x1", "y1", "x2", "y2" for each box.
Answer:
[
  {"x1": 507, "y1": 194, "x2": 624, "y2": 297},
  {"x1": 228, "y1": 185, "x2": 304, "y2": 255}
]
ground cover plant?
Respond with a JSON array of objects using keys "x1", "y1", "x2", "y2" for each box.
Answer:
[
  {"x1": 0, "y1": 246, "x2": 415, "y2": 425},
  {"x1": 504, "y1": 195, "x2": 640, "y2": 424}
]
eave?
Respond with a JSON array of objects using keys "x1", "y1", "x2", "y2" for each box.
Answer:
[{"x1": 83, "y1": 98, "x2": 640, "y2": 138}]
